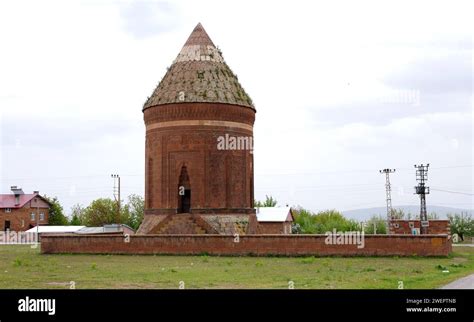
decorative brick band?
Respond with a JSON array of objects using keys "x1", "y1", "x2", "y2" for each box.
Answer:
[
  {"x1": 191, "y1": 208, "x2": 256, "y2": 215},
  {"x1": 145, "y1": 209, "x2": 177, "y2": 216},
  {"x1": 146, "y1": 120, "x2": 253, "y2": 132},
  {"x1": 143, "y1": 103, "x2": 255, "y2": 126},
  {"x1": 145, "y1": 208, "x2": 256, "y2": 215}
]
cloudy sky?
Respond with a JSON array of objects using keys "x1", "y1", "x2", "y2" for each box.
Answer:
[{"x1": 0, "y1": 0, "x2": 472, "y2": 215}]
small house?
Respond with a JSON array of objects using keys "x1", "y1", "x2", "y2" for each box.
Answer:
[
  {"x1": 0, "y1": 186, "x2": 50, "y2": 231},
  {"x1": 256, "y1": 207, "x2": 294, "y2": 234}
]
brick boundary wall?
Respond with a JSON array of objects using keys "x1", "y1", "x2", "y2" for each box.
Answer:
[
  {"x1": 390, "y1": 220, "x2": 450, "y2": 235},
  {"x1": 40, "y1": 234, "x2": 451, "y2": 257}
]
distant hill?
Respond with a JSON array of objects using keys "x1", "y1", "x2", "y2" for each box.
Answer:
[{"x1": 342, "y1": 205, "x2": 473, "y2": 221}]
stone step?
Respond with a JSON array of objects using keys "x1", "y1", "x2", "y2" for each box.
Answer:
[{"x1": 156, "y1": 214, "x2": 208, "y2": 234}]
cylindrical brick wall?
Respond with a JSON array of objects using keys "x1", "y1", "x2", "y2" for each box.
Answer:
[{"x1": 144, "y1": 102, "x2": 256, "y2": 216}]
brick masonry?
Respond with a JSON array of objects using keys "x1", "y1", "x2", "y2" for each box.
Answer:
[
  {"x1": 142, "y1": 101, "x2": 257, "y2": 234},
  {"x1": 139, "y1": 23, "x2": 258, "y2": 235},
  {"x1": 41, "y1": 234, "x2": 451, "y2": 257},
  {"x1": 0, "y1": 199, "x2": 49, "y2": 231},
  {"x1": 390, "y1": 220, "x2": 450, "y2": 235},
  {"x1": 144, "y1": 103, "x2": 255, "y2": 215},
  {"x1": 257, "y1": 222, "x2": 292, "y2": 234}
]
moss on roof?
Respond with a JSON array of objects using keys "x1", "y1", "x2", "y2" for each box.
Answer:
[{"x1": 143, "y1": 23, "x2": 255, "y2": 110}]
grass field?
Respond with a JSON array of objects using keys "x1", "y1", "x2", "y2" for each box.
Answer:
[{"x1": 0, "y1": 245, "x2": 473, "y2": 289}]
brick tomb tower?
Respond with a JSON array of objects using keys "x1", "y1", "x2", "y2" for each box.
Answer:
[{"x1": 137, "y1": 23, "x2": 257, "y2": 235}]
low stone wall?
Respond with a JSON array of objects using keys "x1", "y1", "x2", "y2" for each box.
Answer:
[{"x1": 40, "y1": 234, "x2": 451, "y2": 257}]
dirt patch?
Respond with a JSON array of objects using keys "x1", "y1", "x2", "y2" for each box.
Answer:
[{"x1": 45, "y1": 282, "x2": 71, "y2": 287}]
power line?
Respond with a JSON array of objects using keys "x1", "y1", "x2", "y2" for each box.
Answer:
[
  {"x1": 2, "y1": 164, "x2": 472, "y2": 181},
  {"x1": 0, "y1": 173, "x2": 143, "y2": 181},
  {"x1": 431, "y1": 188, "x2": 474, "y2": 196},
  {"x1": 430, "y1": 165, "x2": 473, "y2": 169},
  {"x1": 255, "y1": 164, "x2": 473, "y2": 176}
]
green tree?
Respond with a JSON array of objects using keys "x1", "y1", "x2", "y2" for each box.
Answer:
[
  {"x1": 364, "y1": 215, "x2": 387, "y2": 234},
  {"x1": 390, "y1": 208, "x2": 416, "y2": 220},
  {"x1": 44, "y1": 196, "x2": 68, "y2": 225},
  {"x1": 313, "y1": 209, "x2": 359, "y2": 233},
  {"x1": 69, "y1": 203, "x2": 86, "y2": 225},
  {"x1": 293, "y1": 206, "x2": 317, "y2": 233},
  {"x1": 70, "y1": 214, "x2": 82, "y2": 225},
  {"x1": 254, "y1": 195, "x2": 278, "y2": 207},
  {"x1": 291, "y1": 222, "x2": 302, "y2": 234},
  {"x1": 83, "y1": 198, "x2": 130, "y2": 227},
  {"x1": 448, "y1": 212, "x2": 473, "y2": 242},
  {"x1": 124, "y1": 194, "x2": 144, "y2": 230},
  {"x1": 292, "y1": 207, "x2": 359, "y2": 234},
  {"x1": 390, "y1": 208, "x2": 405, "y2": 220}
]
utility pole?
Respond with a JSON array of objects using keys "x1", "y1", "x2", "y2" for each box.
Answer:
[
  {"x1": 379, "y1": 168, "x2": 396, "y2": 234},
  {"x1": 111, "y1": 174, "x2": 121, "y2": 224},
  {"x1": 414, "y1": 164, "x2": 430, "y2": 234},
  {"x1": 36, "y1": 196, "x2": 39, "y2": 245}
]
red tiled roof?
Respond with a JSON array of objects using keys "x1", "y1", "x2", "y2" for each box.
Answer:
[{"x1": 0, "y1": 193, "x2": 45, "y2": 209}]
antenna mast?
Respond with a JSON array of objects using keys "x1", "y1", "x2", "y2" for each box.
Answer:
[
  {"x1": 414, "y1": 164, "x2": 430, "y2": 234},
  {"x1": 379, "y1": 168, "x2": 396, "y2": 234},
  {"x1": 111, "y1": 174, "x2": 121, "y2": 223}
]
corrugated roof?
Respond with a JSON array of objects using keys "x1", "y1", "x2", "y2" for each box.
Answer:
[
  {"x1": 143, "y1": 23, "x2": 254, "y2": 110},
  {"x1": 75, "y1": 227, "x2": 105, "y2": 234},
  {"x1": 256, "y1": 207, "x2": 293, "y2": 222},
  {"x1": 25, "y1": 226, "x2": 85, "y2": 233}
]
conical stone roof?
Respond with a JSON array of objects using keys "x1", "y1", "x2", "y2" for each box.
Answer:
[{"x1": 143, "y1": 23, "x2": 254, "y2": 110}]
